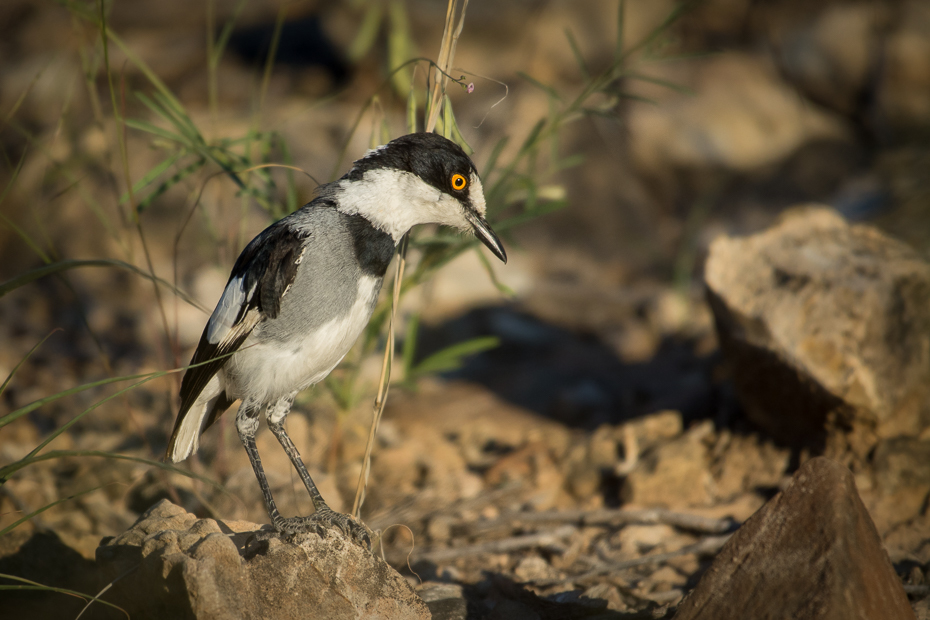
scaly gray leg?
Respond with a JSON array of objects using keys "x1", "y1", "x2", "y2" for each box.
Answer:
[
  {"x1": 235, "y1": 400, "x2": 285, "y2": 526},
  {"x1": 265, "y1": 395, "x2": 371, "y2": 549}
]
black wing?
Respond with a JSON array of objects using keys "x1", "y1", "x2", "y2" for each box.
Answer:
[{"x1": 169, "y1": 222, "x2": 310, "y2": 445}]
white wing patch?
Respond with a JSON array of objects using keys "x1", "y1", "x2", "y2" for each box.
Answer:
[{"x1": 206, "y1": 276, "x2": 256, "y2": 344}]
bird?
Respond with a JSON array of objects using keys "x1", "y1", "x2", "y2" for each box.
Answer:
[{"x1": 165, "y1": 132, "x2": 507, "y2": 548}]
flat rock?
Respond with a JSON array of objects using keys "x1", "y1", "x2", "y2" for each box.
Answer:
[
  {"x1": 705, "y1": 206, "x2": 930, "y2": 456},
  {"x1": 95, "y1": 500, "x2": 429, "y2": 620},
  {"x1": 674, "y1": 457, "x2": 915, "y2": 620}
]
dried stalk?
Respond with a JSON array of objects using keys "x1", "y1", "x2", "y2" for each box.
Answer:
[{"x1": 352, "y1": 0, "x2": 471, "y2": 521}]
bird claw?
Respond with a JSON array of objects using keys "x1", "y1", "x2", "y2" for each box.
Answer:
[{"x1": 273, "y1": 509, "x2": 371, "y2": 550}]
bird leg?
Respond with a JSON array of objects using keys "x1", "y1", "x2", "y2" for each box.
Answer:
[
  {"x1": 265, "y1": 395, "x2": 371, "y2": 549},
  {"x1": 235, "y1": 401, "x2": 286, "y2": 527}
]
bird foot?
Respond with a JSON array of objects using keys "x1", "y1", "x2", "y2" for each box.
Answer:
[{"x1": 271, "y1": 508, "x2": 371, "y2": 550}]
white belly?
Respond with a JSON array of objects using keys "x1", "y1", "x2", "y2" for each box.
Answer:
[{"x1": 223, "y1": 274, "x2": 381, "y2": 405}]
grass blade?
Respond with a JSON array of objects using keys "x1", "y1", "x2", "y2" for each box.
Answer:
[
  {"x1": 0, "y1": 259, "x2": 208, "y2": 311},
  {"x1": 22, "y1": 371, "x2": 165, "y2": 461},
  {"x1": 0, "y1": 330, "x2": 61, "y2": 399},
  {"x1": 0, "y1": 450, "x2": 227, "y2": 492},
  {"x1": 0, "y1": 575, "x2": 129, "y2": 618},
  {"x1": 0, "y1": 371, "x2": 158, "y2": 432},
  {"x1": 117, "y1": 150, "x2": 183, "y2": 205},
  {"x1": 410, "y1": 336, "x2": 499, "y2": 377},
  {"x1": 0, "y1": 485, "x2": 103, "y2": 537},
  {"x1": 565, "y1": 28, "x2": 590, "y2": 81},
  {"x1": 123, "y1": 118, "x2": 189, "y2": 145},
  {"x1": 517, "y1": 71, "x2": 562, "y2": 101}
]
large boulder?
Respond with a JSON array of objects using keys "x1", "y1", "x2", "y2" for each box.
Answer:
[
  {"x1": 674, "y1": 457, "x2": 915, "y2": 620},
  {"x1": 95, "y1": 500, "x2": 429, "y2": 620},
  {"x1": 704, "y1": 206, "x2": 930, "y2": 457}
]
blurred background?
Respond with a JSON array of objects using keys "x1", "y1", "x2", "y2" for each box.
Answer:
[{"x1": 1, "y1": 0, "x2": 929, "y2": 614}]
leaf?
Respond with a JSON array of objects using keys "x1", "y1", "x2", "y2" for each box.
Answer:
[
  {"x1": 615, "y1": 0, "x2": 626, "y2": 62},
  {"x1": 476, "y1": 247, "x2": 514, "y2": 297},
  {"x1": 482, "y1": 135, "x2": 508, "y2": 180},
  {"x1": 517, "y1": 71, "x2": 562, "y2": 101},
  {"x1": 135, "y1": 156, "x2": 207, "y2": 214},
  {"x1": 624, "y1": 71, "x2": 694, "y2": 95},
  {"x1": 117, "y1": 150, "x2": 183, "y2": 205},
  {"x1": 445, "y1": 95, "x2": 473, "y2": 155},
  {"x1": 210, "y1": 0, "x2": 250, "y2": 66},
  {"x1": 406, "y1": 79, "x2": 419, "y2": 134},
  {"x1": 124, "y1": 118, "x2": 189, "y2": 146},
  {"x1": 409, "y1": 336, "x2": 500, "y2": 378},
  {"x1": 564, "y1": 28, "x2": 590, "y2": 81},
  {"x1": 400, "y1": 312, "x2": 421, "y2": 380},
  {"x1": 347, "y1": 1, "x2": 384, "y2": 61},
  {"x1": 387, "y1": 0, "x2": 414, "y2": 94}
]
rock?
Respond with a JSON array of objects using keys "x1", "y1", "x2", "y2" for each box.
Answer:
[
  {"x1": 705, "y1": 206, "x2": 930, "y2": 456},
  {"x1": 625, "y1": 410, "x2": 684, "y2": 452},
  {"x1": 0, "y1": 529, "x2": 107, "y2": 620},
  {"x1": 513, "y1": 555, "x2": 560, "y2": 582},
  {"x1": 877, "y1": 1, "x2": 930, "y2": 136},
  {"x1": 771, "y1": 3, "x2": 884, "y2": 116},
  {"x1": 674, "y1": 457, "x2": 915, "y2": 620},
  {"x1": 629, "y1": 53, "x2": 848, "y2": 173},
  {"x1": 863, "y1": 437, "x2": 930, "y2": 532},
  {"x1": 418, "y1": 582, "x2": 468, "y2": 620},
  {"x1": 95, "y1": 500, "x2": 429, "y2": 620},
  {"x1": 709, "y1": 431, "x2": 790, "y2": 501},
  {"x1": 622, "y1": 421, "x2": 715, "y2": 509},
  {"x1": 616, "y1": 524, "x2": 688, "y2": 556}
]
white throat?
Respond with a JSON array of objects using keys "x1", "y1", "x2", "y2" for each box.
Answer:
[{"x1": 335, "y1": 169, "x2": 485, "y2": 242}]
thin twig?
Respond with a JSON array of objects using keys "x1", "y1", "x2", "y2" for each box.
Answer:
[
  {"x1": 417, "y1": 524, "x2": 578, "y2": 563},
  {"x1": 366, "y1": 482, "x2": 524, "y2": 533},
  {"x1": 531, "y1": 534, "x2": 732, "y2": 587},
  {"x1": 463, "y1": 507, "x2": 737, "y2": 535}
]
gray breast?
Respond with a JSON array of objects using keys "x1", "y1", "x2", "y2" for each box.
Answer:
[{"x1": 253, "y1": 206, "x2": 394, "y2": 343}]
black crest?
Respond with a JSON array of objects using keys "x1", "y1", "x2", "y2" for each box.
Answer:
[{"x1": 345, "y1": 133, "x2": 478, "y2": 198}]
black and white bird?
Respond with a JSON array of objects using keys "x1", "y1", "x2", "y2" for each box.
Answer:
[{"x1": 166, "y1": 132, "x2": 506, "y2": 548}]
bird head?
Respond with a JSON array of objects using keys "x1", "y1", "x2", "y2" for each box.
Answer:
[{"x1": 335, "y1": 132, "x2": 507, "y2": 263}]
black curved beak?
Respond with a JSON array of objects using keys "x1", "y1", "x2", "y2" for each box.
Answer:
[{"x1": 465, "y1": 210, "x2": 507, "y2": 264}]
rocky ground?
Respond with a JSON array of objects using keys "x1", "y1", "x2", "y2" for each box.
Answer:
[{"x1": 1, "y1": 1, "x2": 929, "y2": 619}]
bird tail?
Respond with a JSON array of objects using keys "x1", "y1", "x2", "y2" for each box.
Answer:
[{"x1": 165, "y1": 375, "x2": 223, "y2": 462}]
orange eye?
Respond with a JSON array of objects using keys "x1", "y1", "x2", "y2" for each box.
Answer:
[{"x1": 451, "y1": 173, "x2": 468, "y2": 191}]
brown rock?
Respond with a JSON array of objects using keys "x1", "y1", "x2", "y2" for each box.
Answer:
[
  {"x1": 0, "y1": 528, "x2": 107, "y2": 620},
  {"x1": 710, "y1": 431, "x2": 790, "y2": 501},
  {"x1": 95, "y1": 500, "x2": 429, "y2": 620},
  {"x1": 772, "y1": 3, "x2": 884, "y2": 116},
  {"x1": 418, "y1": 582, "x2": 468, "y2": 620},
  {"x1": 865, "y1": 437, "x2": 930, "y2": 532},
  {"x1": 674, "y1": 457, "x2": 915, "y2": 620},
  {"x1": 705, "y1": 207, "x2": 930, "y2": 455},
  {"x1": 878, "y1": 1, "x2": 930, "y2": 134},
  {"x1": 622, "y1": 421, "x2": 714, "y2": 509}
]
